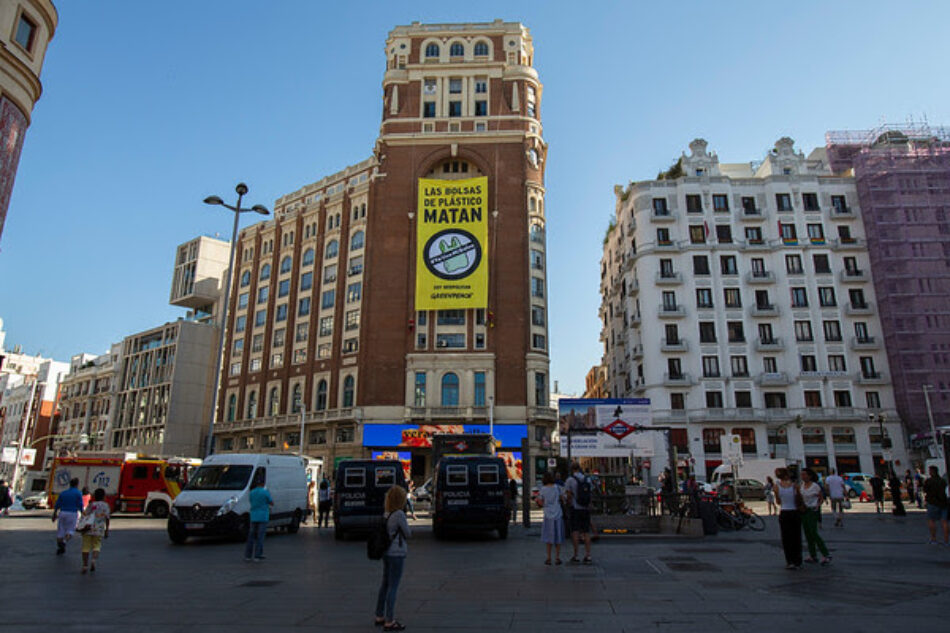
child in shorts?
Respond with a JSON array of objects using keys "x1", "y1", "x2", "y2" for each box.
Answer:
[{"x1": 79, "y1": 488, "x2": 111, "y2": 574}]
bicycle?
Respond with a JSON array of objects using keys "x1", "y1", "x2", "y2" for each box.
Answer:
[{"x1": 714, "y1": 499, "x2": 765, "y2": 531}]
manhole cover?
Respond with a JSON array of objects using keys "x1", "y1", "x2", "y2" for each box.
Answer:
[
  {"x1": 665, "y1": 562, "x2": 721, "y2": 572},
  {"x1": 770, "y1": 577, "x2": 946, "y2": 606},
  {"x1": 240, "y1": 580, "x2": 282, "y2": 588}
]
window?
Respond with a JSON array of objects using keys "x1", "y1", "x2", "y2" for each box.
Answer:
[
  {"x1": 724, "y1": 288, "x2": 742, "y2": 308},
  {"x1": 413, "y1": 372, "x2": 427, "y2": 407},
  {"x1": 274, "y1": 304, "x2": 286, "y2": 322},
  {"x1": 712, "y1": 194, "x2": 729, "y2": 212},
  {"x1": 474, "y1": 77, "x2": 488, "y2": 93},
  {"x1": 660, "y1": 259, "x2": 673, "y2": 278},
  {"x1": 313, "y1": 379, "x2": 327, "y2": 411},
  {"x1": 860, "y1": 356, "x2": 878, "y2": 378},
  {"x1": 696, "y1": 288, "x2": 713, "y2": 309},
  {"x1": 345, "y1": 310, "x2": 360, "y2": 331},
  {"x1": 241, "y1": 271, "x2": 251, "y2": 287},
  {"x1": 343, "y1": 376, "x2": 355, "y2": 407},
  {"x1": 652, "y1": 198, "x2": 669, "y2": 215},
  {"x1": 301, "y1": 271, "x2": 313, "y2": 291},
  {"x1": 347, "y1": 282, "x2": 362, "y2": 303},
  {"x1": 437, "y1": 310, "x2": 465, "y2": 325},
  {"x1": 448, "y1": 101, "x2": 461, "y2": 117},
  {"x1": 257, "y1": 286, "x2": 269, "y2": 305},
  {"x1": 474, "y1": 100, "x2": 487, "y2": 116},
  {"x1": 735, "y1": 391, "x2": 752, "y2": 408},
  {"x1": 689, "y1": 225, "x2": 706, "y2": 244},
  {"x1": 775, "y1": 193, "x2": 792, "y2": 211},
  {"x1": 233, "y1": 338, "x2": 244, "y2": 354},
  {"x1": 754, "y1": 290, "x2": 771, "y2": 309},
  {"x1": 671, "y1": 393, "x2": 686, "y2": 410},
  {"x1": 423, "y1": 102, "x2": 436, "y2": 118},
  {"x1": 668, "y1": 358, "x2": 683, "y2": 379},
  {"x1": 801, "y1": 355, "x2": 817, "y2": 372},
  {"x1": 230, "y1": 361, "x2": 242, "y2": 376},
  {"x1": 686, "y1": 194, "x2": 702, "y2": 213},
  {"x1": 702, "y1": 428, "x2": 725, "y2": 453},
  {"x1": 260, "y1": 264, "x2": 271, "y2": 281},
  {"x1": 693, "y1": 255, "x2": 709, "y2": 275},
  {"x1": 720, "y1": 256, "x2": 738, "y2": 275},
  {"x1": 763, "y1": 357, "x2": 778, "y2": 373},
  {"x1": 849, "y1": 289, "x2": 867, "y2": 309},
  {"x1": 807, "y1": 224, "x2": 825, "y2": 242},
  {"x1": 532, "y1": 334, "x2": 546, "y2": 350},
  {"x1": 699, "y1": 322, "x2": 717, "y2": 343},
  {"x1": 425, "y1": 43, "x2": 439, "y2": 58},
  {"x1": 298, "y1": 297, "x2": 310, "y2": 317},
  {"x1": 665, "y1": 324, "x2": 679, "y2": 344},
  {"x1": 823, "y1": 320, "x2": 842, "y2": 342},
  {"x1": 779, "y1": 223, "x2": 797, "y2": 241},
  {"x1": 828, "y1": 355, "x2": 847, "y2": 372},
  {"x1": 325, "y1": 240, "x2": 338, "y2": 259},
  {"x1": 866, "y1": 391, "x2": 881, "y2": 409},
  {"x1": 706, "y1": 391, "x2": 724, "y2": 408},
  {"x1": 855, "y1": 322, "x2": 870, "y2": 342},
  {"x1": 531, "y1": 277, "x2": 544, "y2": 298},
  {"x1": 470, "y1": 371, "x2": 487, "y2": 407},
  {"x1": 14, "y1": 13, "x2": 37, "y2": 52},
  {"x1": 441, "y1": 373, "x2": 459, "y2": 406},
  {"x1": 227, "y1": 394, "x2": 236, "y2": 421},
  {"x1": 745, "y1": 226, "x2": 763, "y2": 243},
  {"x1": 802, "y1": 193, "x2": 819, "y2": 211},
  {"x1": 535, "y1": 372, "x2": 548, "y2": 407},
  {"x1": 741, "y1": 197, "x2": 757, "y2": 214},
  {"x1": 531, "y1": 306, "x2": 546, "y2": 326},
  {"x1": 731, "y1": 355, "x2": 749, "y2": 377},
  {"x1": 474, "y1": 41, "x2": 489, "y2": 56},
  {"x1": 785, "y1": 255, "x2": 803, "y2": 275},
  {"x1": 715, "y1": 225, "x2": 732, "y2": 243},
  {"x1": 804, "y1": 390, "x2": 822, "y2": 408},
  {"x1": 764, "y1": 393, "x2": 787, "y2": 409},
  {"x1": 791, "y1": 287, "x2": 808, "y2": 307},
  {"x1": 802, "y1": 427, "x2": 825, "y2": 445},
  {"x1": 351, "y1": 231, "x2": 364, "y2": 251},
  {"x1": 818, "y1": 287, "x2": 836, "y2": 307},
  {"x1": 702, "y1": 356, "x2": 720, "y2": 378},
  {"x1": 238, "y1": 292, "x2": 249, "y2": 309},
  {"x1": 450, "y1": 42, "x2": 464, "y2": 57},
  {"x1": 727, "y1": 321, "x2": 745, "y2": 343},
  {"x1": 247, "y1": 391, "x2": 258, "y2": 419},
  {"x1": 348, "y1": 256, "x2": 363, "y2": 276},
  {"x1": 278, "y1": 279, "x2": 290, "y2": 297},
  {"x1": 478, "y1": 464, "x2": 500, "y2": 485},
  {"x1": 280, "y1": 256, "x2": 292, "y2": 274},
  {"x1": 436, "y1": 333, "x2": 465, "y2": 348},
  {"x1": 657, "y1": 228, "x2": 671, "y2": 244},
  {"x1": 302, "y1": 248, "x2": 314, "y2": 266},
  {"x1": 531, "y1": 249, "x2": 544, "y2": 270},
  {"x1": 831, "y1": 195, "x2": 848, "y2": 214},
  {"x1": 271, "y1": 352, "x2": 283, "y2": 368},
  {"x1": 834, "y1": 390, "x2": 852, "y2": 407},
  {"x1": 319, "y1": 317, "x2": 333, "y2": 337},
  {"x1": 447, "y1": 465, "x2": 468, "y2": 486},
  {"x1": 662, "y1": 291, "x2": 677, "y2": 310},
  {"x1": 321, "y1": 290, "x2": 335, "y2": 309},
  {"x1": 813, "y1": 254, "x2": 831, "y2": 274},
  {"x1": 251, "y1": 334, "x2": 263, "y2": 353},
  {"x1": 794, "y1": 320, "x2": 813, "y2": 342},
  {"x1": 254, "y1": 309, "x2": 266, "y2": 327}
]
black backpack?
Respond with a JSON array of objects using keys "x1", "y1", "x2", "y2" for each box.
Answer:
[
  {"x1": 574, "y1": 474, "x2": 592, "y2": 508},
  {"x1": 367, "y1": 518, "x2": 392, "y2": 560}
]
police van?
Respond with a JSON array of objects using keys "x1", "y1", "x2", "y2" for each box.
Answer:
[
  {"x1": 333, "y1": 459, "x2": 407, "y2": 540},
  {"x1": 432, "y1": 455, "x2": 510, "y2": 540}
]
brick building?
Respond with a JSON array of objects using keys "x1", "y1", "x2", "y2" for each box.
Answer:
[{"x1": 213, "y1": 21, "x2": 555, "y2": 483}]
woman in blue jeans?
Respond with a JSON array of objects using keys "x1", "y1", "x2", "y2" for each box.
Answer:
[{"x1": 375, "y1": 485, "x2": 410, "y2": 631}]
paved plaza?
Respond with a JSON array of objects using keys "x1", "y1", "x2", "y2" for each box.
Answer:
[{"x1": 1, "y1": 504, "x2": 948, "y2": 632}]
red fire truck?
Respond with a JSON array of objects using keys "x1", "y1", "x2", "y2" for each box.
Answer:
[{"x1": 48, "y1": 455, "x2": 199, "y2": 515}]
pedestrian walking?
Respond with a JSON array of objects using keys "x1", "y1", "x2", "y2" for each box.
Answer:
[
  {"x1": 304, "y1": 480, "x2": 315, "y2": 524},
  {"x1": 799, "y1": 469, "x2": 832, "y2": 566},
  {"x1": 317, "y1": 476, "x2": 332, "y2": 528},
  {"x1": 914, "y1": 468, "x2": 926, "y2": 509},
  {"x1": 81, "y1": 487, "x2": 91, "y2": 510},
  {"x1": 869, "y1": 474, "x2": 885, "y2": 513},
  {"x1": 51, "y1": 478, "x2": 83, "y2": 555},
  {"x1": 923, "y1": 466, "x2": 949, "y2": 545},
  {"x1": 374, "y1": 485, "x2": 410, "y2": 631},
  {"x1": 565, "y1": 463, "x2": 593, "y2": 564},
  {"x1": 904, "y1": 469, "x2": 915, "y2": 509},
  {"x1": 509, "y1": 477, "x2": 519, "y2": 524},
  {"x1": 889, "y1": 471, "x2": 906, "y2": 516},
  {"x1": 0, "y1": 479, "x2": 12, "y2": 517},
  {"x1": 773, "y1": 467, "x2": 803, "y2": 570},
  {"x1": 765, "y1": 476, "x2": 777, "y2": 516},
  {"x1": 824, "y1": 469, "x2": 847, "y2": 527},
  {"x1": 244, "y1": 473, "x2": 273, "y2": 562},
  {"x1": 78, "y1": 488, "x2": 110, "y2": 574},
  {"x1": 536, "y1": 471, "x2": 564, "y2": 565},
  {"x1": 406, "y1": 481, "x2": 417, "y2": 520}
]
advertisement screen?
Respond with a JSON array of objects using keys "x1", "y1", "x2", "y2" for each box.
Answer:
[
  {"x1": 415, "y1": 176, "x2": 488, "y2": 310},
  {"x1": 558, "y1": 398, "x2": 654, "y2": 457},
  {"x1": 362, "y1": 424, "x2": 526, "y2": 449},
  {"x1": 497, "y1": 451, "x2": 523, "y2": 482},
  {"x1": 372, "y1": 451, "x2": 411, "y2": 481}
]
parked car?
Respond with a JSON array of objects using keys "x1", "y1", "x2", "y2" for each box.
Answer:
[
  {"x1": 22, "y1": 493, "x2": 49, "y2": 509},
  {"x1": 842, "y1": 472, "x2": 876, "y2": 499},
  {"x1": 333, "y1": 459, "x2": 407, "y2": 540},
  {"x1": 432, "y1": 455, "x2": 510, "y2": 540},
  {"x1": 716, "y1": 478, "x2": 767, "y2": 501}
]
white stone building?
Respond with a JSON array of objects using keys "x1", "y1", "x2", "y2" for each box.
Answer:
[
  {"x1": 601, "y1": 138, "x2": 907, "y2": 481},
  {"x1": 55, "y1": 346, "x2": 120, "y2": 454}
]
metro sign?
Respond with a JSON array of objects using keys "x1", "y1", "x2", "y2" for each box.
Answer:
[
  {"x1": 602, "y1": 419, "x2": 637, "y2": 441},
  {"x1": 452, "y1": 440, "x2": 469, "y2": 452}
]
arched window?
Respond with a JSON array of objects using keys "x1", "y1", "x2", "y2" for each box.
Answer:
[
  {"x1": 343, "y1": 376, "x2": 355, "y2": 407},
  {"x1": 302, "y1": 248, "x2": 314, "y2": 266},
  {"x1": 247, "y1": 391, "x2": 257, "y2": 419},
  {"x1": 360, "y1": 203, "x2": 366, "y2": 217},
  {"x1": 292, "y1": 384, "x2": 302, "y2": 413},
  {"x1": 268, "y1": 387, "x2": 279, "y2": 417},
  {"x1": 227, "y1": 394, "x2": 236, "y2": 422},
  {"x1": 425, "y1": 43, "x2": 439, "y2": 58},
  {"x1": 449, "y1": 42, "x2": 464, "y2": 57},
  {"x1": 240, "y1": 271, "x2": 251, "y2": 287},
  {"x1": 280, "y1": 256, "x2": 292, "y2": 274},
  {"x1": 474, "y1": 41, "x2": 489, "y2": 56},
  {"x1": 350, "y1": 231, "x2": 364, "y2": 251},
  {"x1": 325, "y1": 239, "x2": 339, "y2": 259},
  {"x1": 529, "y1": 197, "x2": 536, "y2": 212},
  {"x1": 441, "y1": 373, "x2": 459, "y2": 406},
  {"x1": 316, "y1": 379, "x2": 328, "y2": 411},
  {"x1": 260, "y1": 264, "x2": 271, "y2": 281}
]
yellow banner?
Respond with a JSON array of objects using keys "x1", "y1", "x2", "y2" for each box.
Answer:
[{"x1": 415, "y1": 176, "x2": 488, "y2": 310}]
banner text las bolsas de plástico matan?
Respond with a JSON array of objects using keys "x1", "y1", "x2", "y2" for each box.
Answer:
[{"x1": 415, "y1": 176, "x2": 488, "y2": 310}]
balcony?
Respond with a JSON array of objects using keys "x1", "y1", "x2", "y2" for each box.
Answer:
[
  {"x1": 754, "y1": 337, "x2": 784, "y2": 352},
  {"x1": 829, "y1": 205, "x2": 856, "y2": 219},
  {"x1": 651, "y1": 210, "x2": 676, "y2": 223},
  {"x1": 663, "y1": 372, "x2": 693, "y2": 387},
  {"x1": 755, "y1": 372, "x2": 791, "y2": 386},
  {"x1": 745, "y1": 270, "x2": 775, "y2": 284},
  {"x1": 750, "y1": 303, "x2": 780, "y2": 318},
  {"x1": 856, "y1": 370, "x2": 888, "y2": 385},
  {"x1": 661, "y1": 338, "x2": 688, "y2": 353},
  {"x1": 629, "y1": 312, "x2": 642, "y2": 326},
  {"x1": 655, "y1": 271, "x2": 683, "y2": 285},
  {"x1": 839, "y1": 269, "x2": 868, "y2": 283},
  {"x1": 739, "y1": 239, "x2": 771, "y2": 251},
  {"x1": 850, "y1": 336, "x2": 881, "y2": 351},
  {"x1": 739, "y1": 208, "x2": 765, "y2": 221},
  {"x1": 832, "y1": 237, "x2": 866, "y2": 251},
  {"x1": 628, "y1": 278, "x2": 640, "y2": 294},
  {"x1": 658, "y1": 304, "x2": 687, "y2": 319},
  {"x1": 632, "y1": 344, "x2": 644, "y2": 359},
  {"x1": 845, "y1": 301, "x2": 874, "y2": 316},
  {"x1": 529, "y1": 407, "x2": 558, "y2": 422}
]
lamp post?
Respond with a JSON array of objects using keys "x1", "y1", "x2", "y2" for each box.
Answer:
[
  {"x1": 922, "y1": 384, "x2": 944, "y2": 462},
  {"x1": 869, "y1": 412, "x2": 890, "y2": 475},
  {"x1": 202, "y1": 183, "x2": 270, "y2": 457}
]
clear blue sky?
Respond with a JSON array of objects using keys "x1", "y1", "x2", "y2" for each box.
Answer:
[{"x1": 2, "y1": 1, "x2": 950, "y2": 395}]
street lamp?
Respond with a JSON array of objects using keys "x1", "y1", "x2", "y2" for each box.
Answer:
[
  {"x1": 869, "y1": 412, "x2": 890, "y2": 475},
  {"x1": 922, "y1": 385, "x2": 944, "y2": 462},
  {"x1": 202, "y1": 183, "x2": 270, "y2": 457}
]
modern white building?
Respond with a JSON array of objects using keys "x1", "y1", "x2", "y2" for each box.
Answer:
[{"x1": 602, "y1": 138, "x2": 907, "y2": 481}]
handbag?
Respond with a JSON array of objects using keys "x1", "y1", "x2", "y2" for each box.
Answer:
[
  {"x1": 842, "y1": 497, "x2": 852, "y2": 510},
  {"x1": 76, "y1": 511, "x2": 95, "y2": 534}
]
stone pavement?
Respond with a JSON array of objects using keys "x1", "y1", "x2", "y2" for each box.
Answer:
[{"x1": 1, "y1": 504, "x2": 948, "y2": 632}]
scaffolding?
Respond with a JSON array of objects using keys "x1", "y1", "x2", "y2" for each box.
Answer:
[{"x1": 826, "y1": 120, "x2": 950, "y2": 147}]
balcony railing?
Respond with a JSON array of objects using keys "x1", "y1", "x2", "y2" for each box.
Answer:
[
  {"x1": 754, "y1": 337, "x2": 784, "y2": 351},
  {"x1": 845, "y1": 301, "x2": 874, "y2": 316},
  {"x1": 663, "y1": 372, "x2": 693, "y2": 386},
  {"x1": 839, "y1": 269, "x2": 868, "y2": 282},
  {"x1": 651, "y1": 210, "x2": 676, "y2": 222},
  {"x1": 661, "y1": 338, "x2": 688, "y2": 353},
  {"x1": 750, "y1": 304, "x2": 780, "y2": 318},
  {"x1": 745, "y1": 270, "x2": 775, "y2": 284},
  {"x1": 655, "y1": 271, "x2": 683, "y2": 285},
  {"x1": 755, "y1": 372, "x2": 791, "y2": 386},
  {"x1": 832, "y1": 237, "x2": 865, "y2": 251},
  {"x1": 856, "y1": 371, "x2": 888, "y2": 385},
  {"x1": 658, "y1": 304, "x2": 687, "y2": 318},
  {"x1": 850, "y1": 336, "x2": 880, "y2": 350}
]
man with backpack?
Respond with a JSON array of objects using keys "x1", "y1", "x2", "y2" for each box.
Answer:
[{"x1": 565, "y1": 463, "x2": 593, "y2": 564}]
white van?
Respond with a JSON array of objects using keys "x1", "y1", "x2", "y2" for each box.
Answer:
[{"x1": 167, "y1": 453, "x2": 308, "y2": 544}]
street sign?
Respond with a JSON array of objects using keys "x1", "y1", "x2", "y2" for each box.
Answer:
[
  {"x1": 547, "y1": 458, "x2": 557, "y2": 468},
  {"x1": 20, "y1": 448, "x2": 36, "y2": 466},
  {"x1": 720, "y1": 434, "x2": 743, "y2": 466},
  {"x1": 2, "y1": 447, "x2": 17, "y2": 464},
  {"x1": 603, "y1": 419, "x2": 636, "y2": 441}
]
